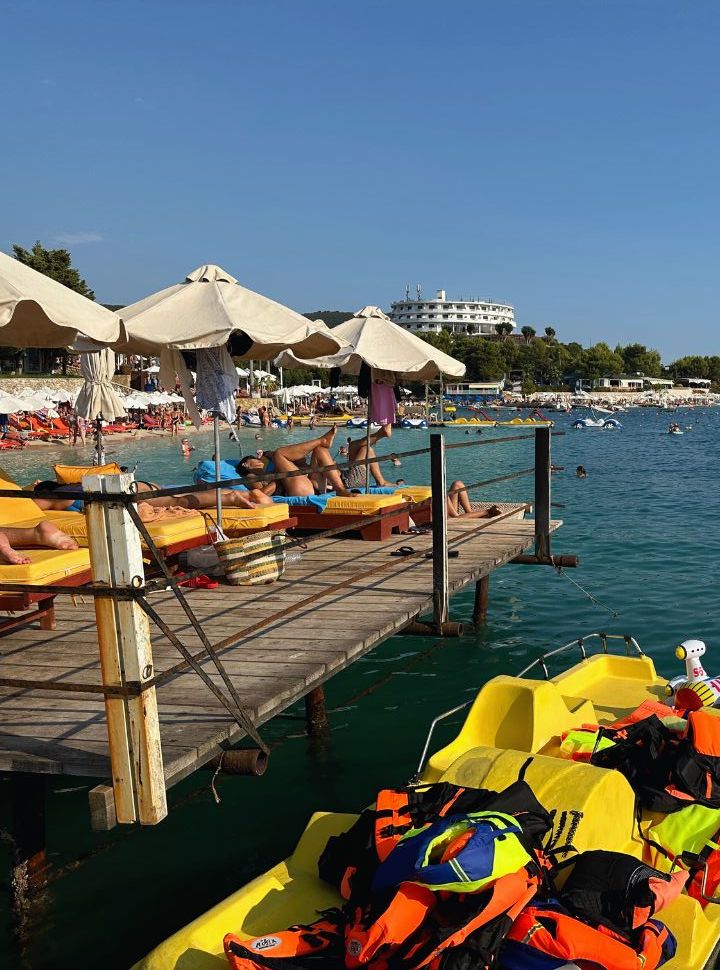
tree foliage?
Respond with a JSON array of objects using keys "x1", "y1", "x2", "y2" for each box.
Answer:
[
  {"x1": 12, "y1": 241, "x2": 95, "y2": 299},
  {"x1": 282, "y1": 311, "x2": 720, "y2": 390},
  {"x1": 303, "y1": 310, "x2": 355, "y2": 328}
]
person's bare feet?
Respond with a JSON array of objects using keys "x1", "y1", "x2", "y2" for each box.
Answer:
[
  {"x1": 0, "y1": 535, "x2": 31, "y2": 565},
  {"x1": 320, "y1": 425, "x2": 337, "y2": 449},
  {"x1": 34, "y1": 521, "x2": 78, "y2": 551}
]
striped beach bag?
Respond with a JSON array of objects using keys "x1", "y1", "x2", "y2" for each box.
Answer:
[{"x1": 215, "y1": 530, "x2": 287, "y2": 586}]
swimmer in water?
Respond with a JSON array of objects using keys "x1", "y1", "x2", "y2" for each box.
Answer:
[
  {"x1": 181, "y1": 437, "x2": 195, "y2": 457},
  {"x1": 576, "y1": 465, "x2": 587, "y2": 479}
]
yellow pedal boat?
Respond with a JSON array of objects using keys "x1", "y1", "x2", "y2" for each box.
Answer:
[
  {"x1": 134, "y1": 633, "x2": 720, "y2": 970},
  {"x1": 449, "y1": 416, "x2": 554, "y2": 427}
]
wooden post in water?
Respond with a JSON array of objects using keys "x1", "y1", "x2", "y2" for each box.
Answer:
[
  {"x1": 534, "y1": 426, "x2": 552, "y2": 561},
  {"x1": 305, "y1": 685, "x2": 330, "y2": 738},
  {"x1": 473, "y1": 575, "x2": 490, "y2": 625},
  {"x1": 430, "y1": 433, "x2": 449, "y2": 632},
  {"x1": 83, "y1": 473, "x2": 167, "y2": 825},
  {"x1": 9, "y1": 773, "x2": 48, "y2": 895}
]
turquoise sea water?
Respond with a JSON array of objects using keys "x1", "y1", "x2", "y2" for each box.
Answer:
[{"x1": 1, "y1": 407, "x2": 718, "y2": 968}]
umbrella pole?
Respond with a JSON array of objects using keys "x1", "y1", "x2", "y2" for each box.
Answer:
[
  {"x1": 214, "y1": 414, "x2": 223, "y2": 529},
  {"x1": 439, "y1": 376, "x2": 445, "y2": 425},
  {"x1": 94, "y1": 416, "x2": 105, "y2": 465},
  {"x1": 364, "y1": 383, "x2": 373, "y2": 494}
]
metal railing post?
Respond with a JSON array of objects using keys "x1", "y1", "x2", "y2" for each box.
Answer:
[
  {"x1": 83, "y1": 473, "x2": 167, "y2": 826},
  {"x1": 430, "y1": 433, "x2": 449, "y2": 630},
  {"x1": 534, "y1": 426, "x2": 551, "y2": 560}
]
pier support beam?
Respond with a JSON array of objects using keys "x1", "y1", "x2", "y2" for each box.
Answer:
[
  {"x1": 9, "y1": 773, "x2": 48, "y2": 897},
  {"x1": 84, "y1": 473, "x2": 167, "y2": 826},
  {"x1": 473, "y1": 575, "x2": 490, "y2": 625},
  {"x1": 305, "y1": 686, "x2": 330, "y2": 739},
  {"x1": 430, "y1": 433, "x2": 449, "y2": 633},
  {"x1": 400, "y1": 619, "x2": 463, "y2": 638}
]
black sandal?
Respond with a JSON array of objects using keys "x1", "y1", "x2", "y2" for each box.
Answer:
[{"x1": 390, "y1": 546, "x2": 415, "y2": 557}]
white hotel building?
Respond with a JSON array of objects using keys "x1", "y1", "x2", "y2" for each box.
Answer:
[{"x1": 388, "y1": 288, "x2": 516, "y2": 338}]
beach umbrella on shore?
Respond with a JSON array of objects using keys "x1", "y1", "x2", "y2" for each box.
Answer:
[
  {"x1": 0, "y1": 250, "x2": 124, "y2": 347},
  {"x1": 0, "y1": 391, "x2": 30, "y2": 414},
  {"x1": 115, "y1": 264, "x2": 347, "y2": 520},
  {"x1": 74, "y1": 346, "x2": 126, "y2": 464},
  {"x1": 275, "y1": 306, "x2": 465, "y2": 488}
]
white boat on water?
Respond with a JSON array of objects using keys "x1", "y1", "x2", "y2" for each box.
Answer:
[{"x1": 573, "y1": 412, "x2": 623, "y2": 430}]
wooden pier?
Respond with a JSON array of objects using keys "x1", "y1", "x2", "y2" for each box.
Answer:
[
  {"x1": 0, "y1": 428, "x2": 572, "y2": 846},
  {"x1": 0, "y1": 514, "x2": 560, "y2": 790}
]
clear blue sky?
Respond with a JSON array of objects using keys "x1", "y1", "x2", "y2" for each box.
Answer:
[{"x1": 2, "y1": 0, "x2": 718, "y2": 359}]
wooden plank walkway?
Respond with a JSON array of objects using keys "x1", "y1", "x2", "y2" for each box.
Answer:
[{"x1": 0, "y1": 515, "x2": 560, "y2": 786}]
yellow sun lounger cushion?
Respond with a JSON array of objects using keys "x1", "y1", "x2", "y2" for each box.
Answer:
[
  {"x1": 53, "y1": 463, "x2": 122, "y2": 484},
  {"x1": 47, "y1": 509, "x2": 209, "y2": 550},
  {"x1": 0, "y1": 466, "x2": 52, "y2": 525},
  {"x1": 220, "y1": 503, "x2": 291, "y2": 532},
  {"x1": 395, "y1": 485, "x2": 432, "y2": 503},
  {"x1": 0, "y1": 547, "x2": 91, "y2": 585},
  {"x1": 323, "y1": 494, "x2": 403, "y2": 515}
]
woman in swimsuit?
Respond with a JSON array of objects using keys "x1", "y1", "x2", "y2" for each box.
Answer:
[{"x1": 236, "y1": 426, "x2": 353, "y2": 497}]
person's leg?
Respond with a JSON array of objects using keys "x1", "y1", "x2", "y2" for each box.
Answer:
[
  {"x1": 0, "y1": 523, "x2": 78, "y2": 561},
  {"x1": 143, "y1": 488, "x2": 264, "y2": 511},
  {"x1": 447, "y1": 481, "x2": 501, "y2": 519},
  {"x1": 348, "y1": 424, "x2": 393, "y2": 486},
  {"x1": 309, "y1": 445, "x2": 353, "y2": 495},
  {"x1": 272, "y1": 426, "x2": 337, "y2": 465},
  {"x1": 0, "y1": 531, "x2": 31, "y2": 565},
  {"x1": 270, "y1": 453, "x2": 314, "y2": 496},
  {"x1": 449, "y1": 480, "x2": 473, "y2": 515}
]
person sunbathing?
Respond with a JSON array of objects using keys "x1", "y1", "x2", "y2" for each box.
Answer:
[
  {"x1": 447, "y1": 481, "x2": 501, "y2": 519},
  {"x1": 0, "y1": 522, "x2": 78, "y2": 565},
  {"x1": 236, "y1": 426, "x2": 355, "y2": 497},
  {"x1": 133, "y1": 482, "x2": 273, "y2": 515},
  {"x1": 32, "y1": 479, "x2": 273, "y2": 516},
  {"x1": 343, "y1": 424, "x2": 394, "y2": 488}
]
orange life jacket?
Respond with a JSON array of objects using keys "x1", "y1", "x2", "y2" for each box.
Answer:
[
  {"x1": 503, "y1": 903, "x2": 676, "y2": 970},
  {"x1": 225, "y1": 912, "x2": 344, "y2": 970}
]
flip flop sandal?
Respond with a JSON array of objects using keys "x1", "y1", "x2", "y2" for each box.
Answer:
[{"x1": 390, "y1": 546, "x2": 415, "y2": 557}]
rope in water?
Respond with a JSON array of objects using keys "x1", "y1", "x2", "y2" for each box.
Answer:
[{"x1": 553, "y1": 563, "x2": 621, "y2": 618}]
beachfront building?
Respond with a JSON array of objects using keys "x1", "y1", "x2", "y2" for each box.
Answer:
[
  {"x1": 643, "y1": 377, "x2": 675, "y2": 391},
  {"x1": 444, "y1": 380, "x2": 504, "y2": 403},
  {"x1": 388, "y1": 288, "x2": 516, "y2": 338},
  {"x1": 674, "y1": 377, "x2": 712, "y2": 390},
  {"x1": 593, "y1": 376, "x2": 644, "y2": 392}
]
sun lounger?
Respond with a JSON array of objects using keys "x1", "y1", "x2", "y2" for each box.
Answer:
[
  {"x1": 0, "y1": 546, "x2": 92, "y2": 634},
  {"x1": 215, "y1": 503, "x2": 297, "y2": 536},
  {"x1": 369, "y1": 484, "x2": 433, "y2": 523},
  {"x1": 0, "y1": 467, "x2": 212, "y2": 562},
  {"x1": 274, "y1": 492, "x2": 410, "y2": 540}
]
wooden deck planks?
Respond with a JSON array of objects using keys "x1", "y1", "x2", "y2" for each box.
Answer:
[{"x1": 0, "y1": 516, "x2": 560, "y2": 784}]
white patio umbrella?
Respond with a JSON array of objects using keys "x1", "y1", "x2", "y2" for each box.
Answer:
[
  {"x1": 74, "y1": 347, "x2": 127, "y2": 464},
  {"x1": 116, "y1": 263, "x2": 347, "y2": 521},
  {"x1": 0, "y1": 250, "x2": 124, "y2": 346},
  {"x1": 0, "y1": 392, "x2": 30, "y2": 413},
  {"x1": 275, "y1": 306, "x2": 465, "y2": 488},
  {"x1": 17, "y1": 391, "x2": 55, "y2": 412},
  {"x1": 276, "y1": 306, "x2": 465, "y2": 381}
]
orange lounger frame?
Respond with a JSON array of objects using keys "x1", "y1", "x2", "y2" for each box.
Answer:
[
  {"x1": 0, "y1": 570, "x2": 91, "y2": 635},
  {"x1": 289, "y1": 495, "x2": 410, "y2": 541}
]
